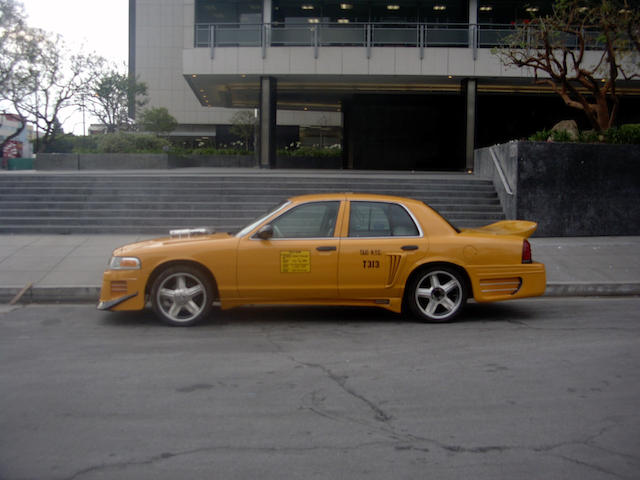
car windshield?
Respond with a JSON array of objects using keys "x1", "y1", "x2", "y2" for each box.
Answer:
[{"x1": 234, "y1": 201, "x2": 290, "y2": 237}]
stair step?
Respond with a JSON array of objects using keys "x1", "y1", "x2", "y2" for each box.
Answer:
[{"x1": 0, "y1": 172, "x2": 505, "y2": 233}]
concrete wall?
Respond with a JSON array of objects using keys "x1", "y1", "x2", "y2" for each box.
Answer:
[{"x1": 476, "y1": 142, "x2": 640, "y2": 236}]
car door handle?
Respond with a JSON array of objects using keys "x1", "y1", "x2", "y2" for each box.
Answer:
[
  {"x1": 401, "y1": 245, "x2": 419, "y2": 251},
  {"x1": 316, "y1": 246, "x2": 337, "y2": 252}
]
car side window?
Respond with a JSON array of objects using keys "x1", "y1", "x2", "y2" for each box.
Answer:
[
  {"x1": 349, "y1": 201, "x2": 419, "y2": 237},
  {"x1": 270, "y1": 201, "x2": 340, "y2": 238}
]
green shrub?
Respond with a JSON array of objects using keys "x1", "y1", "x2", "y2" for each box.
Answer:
[
  {"x1": 71, "y1": 135, "x2": 99, "y2": 153},
  {"x1": 550, "y1": 129, "x2": 573, "y2": 142},
  {"x1": 95, "y1": 132, "x2": 170, "y2": 153},
  {"x1": 577, "y1": 130, "x2": 603, "y2": 143},
  {"x1": 606, "y1": 124, "x2": 640, "y2": 144},
  {"x1": 528, "y1": 129, "x2": 551, "y2": 141},
  {"x1": 279, "y1": 145, "x2": 342, "y2": 158}
]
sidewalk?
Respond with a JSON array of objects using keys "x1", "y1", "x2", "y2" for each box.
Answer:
[{"x1": 0, "y1": 234, "x2": 639, "y2": 304}]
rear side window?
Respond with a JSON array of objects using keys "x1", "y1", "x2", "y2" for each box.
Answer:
[{"x1": 348, "y1": 202, "x2": 419, "y2": 237}]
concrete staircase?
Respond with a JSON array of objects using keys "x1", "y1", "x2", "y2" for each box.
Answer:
[{"x1": 0, "y1": 171, "x2": 505, "y2": 234}]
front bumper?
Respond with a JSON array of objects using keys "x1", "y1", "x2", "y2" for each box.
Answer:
[
  {"x1": 97, "y1": 270, "x2": 146, "y2": 311},
  {"x1": 97, "y1": 292, "x2": 139, "y2": 310}
]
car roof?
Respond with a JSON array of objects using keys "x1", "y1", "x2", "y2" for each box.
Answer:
[{"x1": 288, "y1": 193, "x2": 424, "y2": 205}]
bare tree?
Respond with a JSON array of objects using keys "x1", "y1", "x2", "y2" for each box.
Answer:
[
  {"x1": 15, "y1": 33, "x2": 104, "y2": 152},
  {"x1": 495, "y1": 0, "x2": 640, "y2": 131}
]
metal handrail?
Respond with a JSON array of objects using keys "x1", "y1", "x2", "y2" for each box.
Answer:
[{"x1": 194, "y1": 22, "x2": 607, "y2": 51}]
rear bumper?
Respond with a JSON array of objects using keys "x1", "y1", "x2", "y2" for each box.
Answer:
[{"x1": 468, "y1": 262, "x2": 546, "y2": 303}]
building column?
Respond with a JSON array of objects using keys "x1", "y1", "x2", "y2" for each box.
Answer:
[
  {"x1": 468, "y1": 0, "x2": 477, "y2": 56},
  {"x1": 464, "y1": 78, "x2": 477, "y2": 172},
  {"x1": 259, "y1": 76, "x2": 277, "y2": 168},
  {"x1": 263, "y1": 0, "x2": 271, "y2": 23}
]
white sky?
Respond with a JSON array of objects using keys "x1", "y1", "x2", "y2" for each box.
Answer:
[{"x1": 22, "y1": 0, "x2": 130, "y2": 134}]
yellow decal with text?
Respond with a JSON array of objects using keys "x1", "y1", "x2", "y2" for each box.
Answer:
[{"x1": 280, "y1": 250, "x2": 311, "y2": 273}]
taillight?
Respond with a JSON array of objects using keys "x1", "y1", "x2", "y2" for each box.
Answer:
[{"x1": 522, "y1": 239, "x2": 532, "y2": 264}]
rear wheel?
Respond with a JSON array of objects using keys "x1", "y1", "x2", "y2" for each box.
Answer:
[
  {"x1": 150, "y1": 265, "x2": 214, "y2": 326},
  {"x1": 408, "y1": 266, "x2": 467, "y2": 323}
]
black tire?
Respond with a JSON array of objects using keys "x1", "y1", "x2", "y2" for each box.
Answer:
[
  {"x1": 407, "y1": 266, "x2": 467, "y2": 323},
  {"x1": 150, "y1": 265, "x2": 214, "y2": 326}
]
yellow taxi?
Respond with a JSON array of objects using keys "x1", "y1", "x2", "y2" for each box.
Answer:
[{"x1": 98, "y1": 193, "x2": 546, "y2": 326}]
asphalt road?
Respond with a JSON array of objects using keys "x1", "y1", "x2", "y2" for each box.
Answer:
[{"x1": 1, "y1": 298, "x2": 639, "y2": 480}]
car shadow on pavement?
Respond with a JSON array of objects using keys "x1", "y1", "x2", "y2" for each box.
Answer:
[{"x1": 98, "y1": 300, "x2": 539, "y2": 328}]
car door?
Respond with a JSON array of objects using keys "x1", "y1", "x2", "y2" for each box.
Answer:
[
  {"x1": 236, "y1": 200, "x2": 343, "y2": 300},
  {"x1": 339, "y1": 200, "x2": 425, "y2": 299}
]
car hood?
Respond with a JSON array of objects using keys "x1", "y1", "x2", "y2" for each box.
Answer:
[{"x1": 113, "y1": 232, "x2": 234, "y2": 256}]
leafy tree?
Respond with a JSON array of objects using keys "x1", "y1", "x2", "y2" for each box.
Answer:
[
  {"x1": 86, "y1": 69, "x2": 148, "y2": 133},
  {"x1": 138, "y1": 107, "x2": 177, "y2": 135},
  {"x1": 42, "y1": 118, "x2": 74, "y2": 153},
  {"x1": 229, "y1": 110, "x2": 256, "y2": 150},
  {"x1": 0, "y1": 0, "x2": 38, "y2": 152},
  {"x1": 495, "y1": 0, "x2": 640, "y2": 131}
]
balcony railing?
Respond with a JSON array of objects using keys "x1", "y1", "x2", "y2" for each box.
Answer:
[{"x1": 194, "y1": 22, "x2": 605, "y2": 58}]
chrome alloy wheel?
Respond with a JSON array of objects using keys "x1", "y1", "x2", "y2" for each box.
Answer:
[
  {"x1": 414, "y1": 269, "x2": 464, "y2": 321},
  {"x1": 156, "y1": 272, "x2": 207, "y2": 323}
]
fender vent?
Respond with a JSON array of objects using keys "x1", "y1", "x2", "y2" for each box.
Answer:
[
  {"x1": 386, "y1": 254, "x2": 403, "y2": 286},
  {"x1": 479, "y1": 277, "x2": 522, "y2": 295}
]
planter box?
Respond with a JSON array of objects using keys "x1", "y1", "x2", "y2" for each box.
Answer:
[
  {"x1": 168, "y1": 154, "x2": 256, "y2": 168},
  {"x1": 475, "y1": 141, "x2": 640, "y2": 236},
  {"x1": 276, "y1": 155, "x2": 342, "y2": 169},
  {"x1": 7, "y1": 157, "x2": 34, "y2": 170},
  {"x1": 34, "y1": 153, "x2": 256, "y2": 170}
]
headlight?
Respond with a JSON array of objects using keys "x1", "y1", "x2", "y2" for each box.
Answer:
[{"x1": 108, "y1": 256, "x2": 141, "y2": 270}]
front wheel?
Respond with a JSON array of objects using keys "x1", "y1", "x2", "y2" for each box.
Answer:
[
  {"x1": 407, "y1": 266, "x2": 467, "y2": 323},
  {"x1": 150, "y1": 265, "x2": 214, "y2": 326}
]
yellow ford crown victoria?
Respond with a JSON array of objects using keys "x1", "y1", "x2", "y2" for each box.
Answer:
[{"x1": 98, "y1": 193, "x2": 546, "y2": 326}]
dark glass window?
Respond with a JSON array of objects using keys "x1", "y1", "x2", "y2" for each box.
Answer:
[
  {"x1": 477, "y1": 0, "x2": 554, "y2": 25},
  {"x1": 349, "y1": 202, "x2": 419, "y2": 237},
  {"x1": 270, "y1": 202, "x2": 340, "y2": 238},
  {"x1": 271, "y1": 1, "x2": 469, "y2": 25},
  {"x1": 196, "y1": 0, "x2": 262, "y2": 24}
]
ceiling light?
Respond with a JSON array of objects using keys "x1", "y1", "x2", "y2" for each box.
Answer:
[
  {"x1": 433, "y1": 5, "x2": 447, "y2": 11},
  {"x1": 479, "y1": 6, "x2": 493, "y2": 12},
  {"x1": 340, "y1": 3, "x2": 353, "y2": 10},
  {"x1": 338, "y1": 18, "x2": 350, "y2": 23},
  {"x1": 301, "y1": 5, "x2": 314, "y2": 10},
  {"x1": 387, "y1": 5, "x2": 400, "y2": 11},
  {"x1": 525, "y1": 6, "x2": 539, "y2": 13},
  {"x1": 308, "y1": 18, "x2": 319, "y2": 23}
]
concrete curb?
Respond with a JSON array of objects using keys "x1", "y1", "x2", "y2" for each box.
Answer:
[
  {"x1": 1, "y1": 283, "x2": 639, "y2": 305},
  {"x1": 543, "y1": 282, "x2": 640, "y2": 297},
  {"x1": 0, "y1": 286, "x2": 101, "y2": 304}
]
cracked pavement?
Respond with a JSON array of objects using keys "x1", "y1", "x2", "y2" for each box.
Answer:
[{"x1": 1, "y1": 297, "x2": 639, "y2": 479}]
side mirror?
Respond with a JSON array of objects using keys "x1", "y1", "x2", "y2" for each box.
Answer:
[{"x1": 256, "y1": 224, "x2": 274, "y2": 240}]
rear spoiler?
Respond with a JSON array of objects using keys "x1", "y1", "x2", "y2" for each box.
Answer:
[{"x1": 459, "y1": 220, "x2": 538, "y2": 239}]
